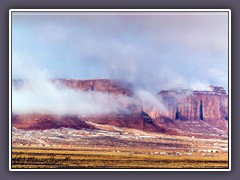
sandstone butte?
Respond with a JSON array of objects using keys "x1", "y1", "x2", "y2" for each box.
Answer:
[{"x1": 12, "y1": 79, "x2": 229, "y2": 135}]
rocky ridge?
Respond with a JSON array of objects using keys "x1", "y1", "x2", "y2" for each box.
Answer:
[{"x1": 12, "y1": 79, "x2": 228, "y2": 136}]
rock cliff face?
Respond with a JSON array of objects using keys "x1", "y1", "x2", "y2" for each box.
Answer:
[
  {"x1": 144, "y1": 86, "x2": 228, "y2": 136},
  {"x1": 12, "y1": 79, "x2": 160, "y2": 132},
  {"x1": 157, "y1": 86, "x2": 228, "y2": 121},
  {"x1": 12, "y1": 79, "x2": 228, "y2": 135},
  {"x1": 12, "y1": 114, "x2": 95, "y2": 130},
  {"x1": 145, "y1": 86, "x2": 228, "y2": 132},
  {"x1": 54, "y1": 79, "x2": 134, "y2": 96}
]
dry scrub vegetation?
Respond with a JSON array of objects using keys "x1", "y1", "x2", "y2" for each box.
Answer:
[{"x1": 12, "y1": 146, "x2": 228, "y2": 169}]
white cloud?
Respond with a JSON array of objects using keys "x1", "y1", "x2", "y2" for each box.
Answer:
[{"x1": 12, "y1": 12, "x2": 229, "y2": 95}]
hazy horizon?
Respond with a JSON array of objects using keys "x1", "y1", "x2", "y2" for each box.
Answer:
[{"x1": 12, "y1": 11, "x2": 229, "y2": 93}]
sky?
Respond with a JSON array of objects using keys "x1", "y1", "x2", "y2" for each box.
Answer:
[{"x1": 12, "y1": 11, "x2": 229, "y2": 93}]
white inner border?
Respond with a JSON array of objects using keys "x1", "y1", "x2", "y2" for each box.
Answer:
[{"x1": 9, "y1": 9, "x2": 231, "y2": 172}]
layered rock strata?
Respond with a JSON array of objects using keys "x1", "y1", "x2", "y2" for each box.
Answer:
[
  {"x1": 12, "y1": 79, "x2": 228, "y2": 134},
  {"x1": 157, "y1": 86, "x2": 228, "y2": 121}
]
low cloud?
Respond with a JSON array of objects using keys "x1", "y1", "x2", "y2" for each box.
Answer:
[
  {"x1": 12, "y1": 13, "x2": 229, "y2": 93},
  {"x1": 12, "y1": 78, "x2": 139, "y2": 115},
  {"x1": 135, "y1": 89, "x2": 167, "y2": 112},
  {"x1": 12, "y1": 12, "x2": 228, "y2": 116}
]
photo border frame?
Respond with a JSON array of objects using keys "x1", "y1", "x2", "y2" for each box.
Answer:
[{"x1": 9, "y1": 9, "x2": 231, "y2": 171}]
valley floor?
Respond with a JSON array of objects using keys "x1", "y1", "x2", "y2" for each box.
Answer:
[
  {"x1": 11, "y1": 123, "x2": 229, "y2": 169},
  {"x1": 11, "y1": 146, "x2": 228, "y2": 169}
]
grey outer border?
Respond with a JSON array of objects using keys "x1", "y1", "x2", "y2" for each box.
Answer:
[
  {"x1": 0, "y1": 0, "x2": 240, "y2": 179},
  {"x1": 8, "y1": 9, "x2": 231, "y2": 172}
]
